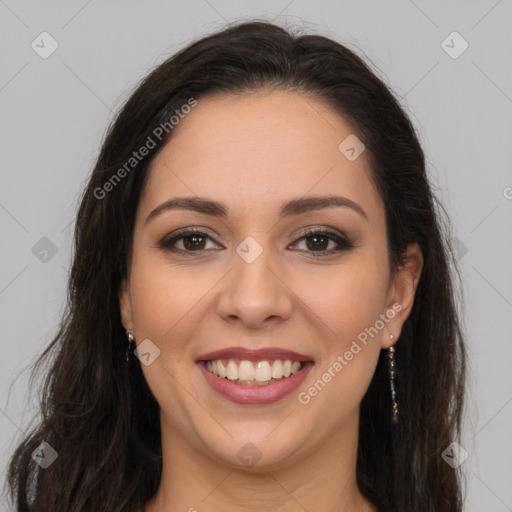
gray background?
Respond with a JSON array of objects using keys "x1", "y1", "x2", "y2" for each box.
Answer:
[{"x1": 1, "y1": 1, "x2": 511, "y2": 510}]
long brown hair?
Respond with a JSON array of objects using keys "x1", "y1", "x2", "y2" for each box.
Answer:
[{"x1": 5, "y1": 20, "x2": 467, "y2": 511}]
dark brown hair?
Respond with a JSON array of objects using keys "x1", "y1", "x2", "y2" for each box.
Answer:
[{"x1": 5, "y1": 20, "x2": 467, "y2": 511}]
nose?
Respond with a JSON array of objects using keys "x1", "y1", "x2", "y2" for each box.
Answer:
[{"x1": 216, "y1": 245, "x2": 293, "y2": 330}]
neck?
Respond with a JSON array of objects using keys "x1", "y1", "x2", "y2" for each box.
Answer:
[{"x1": 144, "y1": 412, "x2": 376, "y2": 512}]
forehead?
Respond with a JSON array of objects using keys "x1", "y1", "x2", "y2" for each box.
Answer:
[{"x1": 140, "y1": 89, "x2": 383, "y2": 224}]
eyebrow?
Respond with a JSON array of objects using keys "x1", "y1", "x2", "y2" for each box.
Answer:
[{"x1": 144, "y1": 194, "x2": 368, "y2": 226}]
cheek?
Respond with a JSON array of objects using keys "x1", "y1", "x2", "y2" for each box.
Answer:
[
  {"x1": 297, "y1": 256, "x2": 387, "y2": 404},
  {"x1": 128, "y1": 260, "x2": 212, "y2": 411},
  {"x1": 129, "y1": 258, "x2": 219, "y2": 354},
  {"x1": 296, "y1": 275, "x2": 385, "y2": 423},
  {"x1": 299, "y1": 256, "x2": 388, "y2": 340}
]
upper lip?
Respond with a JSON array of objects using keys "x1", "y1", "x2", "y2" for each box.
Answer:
[{"x1": 196, "y1": 347, "x2": 314, "y2": 363}]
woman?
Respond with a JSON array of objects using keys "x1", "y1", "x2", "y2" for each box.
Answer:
[{"x1": 6, "y1": 20, "x2": 467, "y2": 511}]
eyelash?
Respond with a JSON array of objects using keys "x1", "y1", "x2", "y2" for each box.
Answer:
[{"x1": 158, "y1": 228, "x2": 354, "y2": 258}]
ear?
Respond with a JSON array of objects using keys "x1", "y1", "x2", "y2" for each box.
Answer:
[
  {"x1": 119, "y1": 277, "x2": 135, "y2": 332},
  {"x1": 381, "y1": 242, "x2": 423, "y2": 349}
]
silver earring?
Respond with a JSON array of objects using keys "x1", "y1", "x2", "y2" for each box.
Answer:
[
  {"x1": 126, "y1": 332, "x2": 135, "y2": 362},
  {"x1": 388, "y1": 334, "x2": 398, "y2": 425}
]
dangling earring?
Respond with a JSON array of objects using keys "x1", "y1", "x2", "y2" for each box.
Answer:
[
  {"x1": 388, "y1": 334, "x2": 398, "y2": 424},
  {"x1": 126, "y1": 332, "x2": 135, "y2": 362}
]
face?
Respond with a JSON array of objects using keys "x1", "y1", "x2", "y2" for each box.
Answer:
[{"x1": 119, "y1": 89, "x2": 422, "y2": 470}]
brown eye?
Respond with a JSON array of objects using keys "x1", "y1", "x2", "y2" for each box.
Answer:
[
  {"x1": 159, "y1": 229, "x2": 220, "y2": 253},
  {"x1": 304, "y1": 233, "x2": 330, "y2": 251},
  {"x1": 159, "y1": 228, "x2": 354, "y2": 258},
  {"x1": 291, "y1": 230, "x2": 354, "y2": 258},
  {"x1": 181, "y1": 234, "x2": 207, "y2": 250}
]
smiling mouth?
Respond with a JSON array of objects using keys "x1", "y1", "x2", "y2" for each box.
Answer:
[{"x1": 200, "y1": 358, "x2": 312, "y2": 386}]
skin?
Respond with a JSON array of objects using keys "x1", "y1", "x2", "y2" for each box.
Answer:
[{"x1": 119, "y1": 89, "x2": 423, "y2": 512}]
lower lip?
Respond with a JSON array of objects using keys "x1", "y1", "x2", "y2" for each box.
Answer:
[{"x1": 197, "y1": 361, "x2": 314, "y2": 405}]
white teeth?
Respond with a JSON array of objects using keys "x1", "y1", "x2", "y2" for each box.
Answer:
[
  {"x1": 217, "y1": 360, "x2": 226, "y2": 378},
  {"x1": 291, "y1": 361, "x2": 301, "y2": 374},
  {"x1": 283, "y1": 360, "x2": 292, "y2": 377},
  {"x1": 226, "y1": 360, "x2": 238, "y2": 381},
  {"x1": 254, "y1": 361, "x2": 272, "y2": 382},
  {"x1": 271, "y1": 359, "x2": 283, "y2": 378},
  {"x1": 238, "y1": 360, "x2": 255, "y2": 380},
  {"x1": 205, "y1": 358, "x2": 306, "y2": 383}
]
